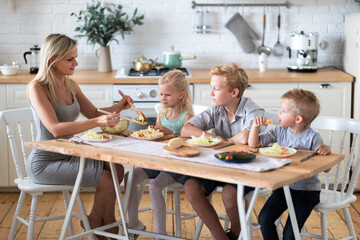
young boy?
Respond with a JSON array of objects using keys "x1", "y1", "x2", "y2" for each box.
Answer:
[
  {"x1": 248, "y1": 88, "x2": 331, "y2": 240},
  {"x1": 181, "y1": 63, "x2": 264, "y2": 240}
]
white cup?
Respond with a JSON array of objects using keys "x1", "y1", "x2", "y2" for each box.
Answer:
[{"x1": 258, "y1": 53, "x2": 268, "y2": 72}]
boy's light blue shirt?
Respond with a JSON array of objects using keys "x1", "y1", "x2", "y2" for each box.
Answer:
[
  {"x1": 187, "y1": 97, "x2": 265, "y2": 139},
  {"x1": 260, "y1": 126, "x2": 324, "y2": 191}
]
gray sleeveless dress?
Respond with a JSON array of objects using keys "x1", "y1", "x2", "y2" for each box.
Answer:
[{"x1": 26, "y1": 90, "x2": 103, "y2": 187}]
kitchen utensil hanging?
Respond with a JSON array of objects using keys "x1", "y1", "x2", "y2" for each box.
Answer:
[
  {"x1": 273, "y1": 6, "x2": 284, "y2": 56},
  {"x1": 257, "y1": 7, "x2": 272, "y2": 56}
]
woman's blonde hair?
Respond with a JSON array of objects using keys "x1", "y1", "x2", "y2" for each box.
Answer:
[
  {"x1": 158, "y1": 69, "x2": 193, "y2": 116},
  {"x1": 281, "y1": 88, "x2": 320, "y2": 128},
  {"x1": 209, "y1": 63, "x2": 248, "y2": 98},
  {"x1": 27, "y1": 34, "x2": 77, "y2": 108}
]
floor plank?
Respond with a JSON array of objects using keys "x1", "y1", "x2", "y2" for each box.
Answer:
[{"x1": 0, "y1": 192, "x2": 359, "y2": 239}]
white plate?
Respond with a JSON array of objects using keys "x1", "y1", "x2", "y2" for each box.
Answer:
[
  {"x1": 80, "y1": 134, "x2": 112, "y2": 142},
  {"x1": 259, "y1": 147, "x2": 297, "y2": 158},
  {"x1": 186, "y1": 138, "x2": 222, "y2": 147},
  {"x1": 130, "y1": 132, "x2": 164, "y2": 141}
]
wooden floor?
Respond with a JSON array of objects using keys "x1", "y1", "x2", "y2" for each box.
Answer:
[{"x1": 0, "y1": 191, "x2": 359, "y2": 240}]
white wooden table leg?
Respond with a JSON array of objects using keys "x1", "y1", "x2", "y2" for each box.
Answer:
[
  {"x1": 237, "y1": 184, "x2": 249, "y2": 240},
  {"x1": 283, "y1": 185, "x2": 301, "y2": 240},
  {"x1": 123, "y1": 165, "x2": 134, "y2": 214},
  {"x1": 59, "y1": 156, "x2": 86, "y2": 240},
  {"x1": 109, "y1": 162, "x2": 129, "y2": 238}
]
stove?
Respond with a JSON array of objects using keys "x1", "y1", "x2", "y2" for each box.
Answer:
[{"x1": 115, "y1": 67, "x2": 191, "y2": 78}]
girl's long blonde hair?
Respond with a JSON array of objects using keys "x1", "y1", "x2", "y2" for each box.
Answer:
[
  {"x1": 158, "y1": 69, "x2": 193, "y2": 117},
  {"x1": 27, "y1": 34, "x2": 77, "y2": 108}
]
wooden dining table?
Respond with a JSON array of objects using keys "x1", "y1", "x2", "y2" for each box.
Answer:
[{"x1": 24, "y1": 138, "x2": 344, "y2": 240}]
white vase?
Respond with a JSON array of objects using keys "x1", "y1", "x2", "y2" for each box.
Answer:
[{"x1": 96, "y1": 46, "x2": 112, "y2": 72}]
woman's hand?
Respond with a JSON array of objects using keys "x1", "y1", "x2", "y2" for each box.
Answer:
[
  {"x1": 117, "y1": 95, "x2": 133, "y2": 111},
  {"x1": 96, "y1": 112, "x2": 120, "y2": 127}
]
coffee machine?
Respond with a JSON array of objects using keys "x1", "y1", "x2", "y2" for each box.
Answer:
[{"x1": 287, "y1": 31, "x2": 318, "y2": 72}]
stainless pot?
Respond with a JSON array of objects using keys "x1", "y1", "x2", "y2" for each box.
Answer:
[{"x1": 163, "y1": 46, "x2": 196, "y2": 69}]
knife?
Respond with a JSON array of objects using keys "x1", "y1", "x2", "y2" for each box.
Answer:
[
  {"x1": 300, "y1": 151, "x2": 318, "y2": 162},
  {"x1": 213, "y1": 142, "x2": 235, "y2": 150}
]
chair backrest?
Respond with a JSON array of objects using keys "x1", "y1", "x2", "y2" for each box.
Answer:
[
  {"x1": 0, "y1": 108, "x2": 36, "y2": 180},
  {"x1": 154, "y1": 103, "x2": 209, "y2": 115},
  {"x1": 311, "y1": 116, "x2": 360, "y2": 197}
]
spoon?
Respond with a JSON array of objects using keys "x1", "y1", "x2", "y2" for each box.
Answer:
[
  {"x1": 257, "y1": 8, "x2": 271, "y2": 56},
  {"x1": 273, "y1": 7, "x2": 283, "y2": 56}
]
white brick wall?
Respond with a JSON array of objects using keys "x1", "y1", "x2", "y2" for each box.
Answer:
[{"x1": 0, "y1": 0, "x2": 359, "y2": 71}]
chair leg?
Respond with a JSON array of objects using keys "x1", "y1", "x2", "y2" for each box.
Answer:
[
  {"x1": 27, "y1": 195, "x2": 39, "y2": 240},
  {"x1": 343, "y1": 207, "x2": 357, "y2": 239},
  {"x1": 62, "y1": 190, "x2": 75, "y2": 236},
  {"x1": 193, "y1": 218, "x2": 203, "y2": 240},
  {"x1": 8, "y1": 191, "x2": 26, "y2": 240},
  {"x1": 174, "y1": 189, "x2": 182, "y2": 237},
  {"x1": 320, "y1": 212, "x2": 328, "y2": 240}
]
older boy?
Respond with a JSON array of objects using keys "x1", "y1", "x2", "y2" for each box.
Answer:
[
  {"x1": 248, "y1": 88, "x2": 331, "y2": 240},
  {"x1": 181, "y1": 63, "x2": 264, "y2": 240}
]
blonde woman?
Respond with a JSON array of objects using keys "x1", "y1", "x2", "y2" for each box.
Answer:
[
  {"x1": 26, "y1": 34, "x2": 131, "y2": 238},
  {"x1": 125, "y1": 70, "x2": 193, "y2": 239}
]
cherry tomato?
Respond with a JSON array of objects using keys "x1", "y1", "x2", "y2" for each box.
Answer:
[{"x1": 225, "y1": 155, "x2": 231, "y2": 161}]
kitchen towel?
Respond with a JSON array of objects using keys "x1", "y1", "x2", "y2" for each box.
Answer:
[
  {"x1": 225, "y1": 13, "x2": 259, "y2": 53},
  {"x1": 76, "y1": 135, "x2": 291, "y2": 172}
]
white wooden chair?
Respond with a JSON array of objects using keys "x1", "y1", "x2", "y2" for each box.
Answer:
[
  {"x1": 300, "y1": 116, "x2": 360, "y2": 239},
  {"x1": 0, "y1": 108, "x2": 92, "y2": 240}
]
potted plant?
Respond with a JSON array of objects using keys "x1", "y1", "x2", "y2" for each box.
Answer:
[{"x1": 71, "y1": 0, "x2": 144, "y2": 72}]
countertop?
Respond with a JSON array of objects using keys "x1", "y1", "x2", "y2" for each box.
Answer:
[{"x1": 0, "y1": 68, "x2": 353, "y2": 84}]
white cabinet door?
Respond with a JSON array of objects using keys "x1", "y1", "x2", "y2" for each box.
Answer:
[
  {"x1": 6, "y1": 84, "x2": 30, "y2": 109},
  {"x1": 78, "y1": 84, "x2": 113, "y2": 108},
  {"x1": 0, "y1": 85, "x2": 9, "y2": 186},
  {"x1": 193, "y1": 84, "x2": 212, "y2": 106},
  {"x1": 243, "y1": 83, "x2": 298, "y2": 112},
  {"x1": 299, "y1": 82, "x2": 351, "y2": 117},
  {"x1": 77, "y1": 84, "x2": 114, "y2": 132}
]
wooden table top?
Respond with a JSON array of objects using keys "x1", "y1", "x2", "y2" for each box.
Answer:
[{"x1": 24, "y1": 139, "x2": 344, "y2": 190}]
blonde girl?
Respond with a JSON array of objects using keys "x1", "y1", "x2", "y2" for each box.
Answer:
[
  {"x1": 26, "y1": 33, "x2": 132, "y2": 238},
  {"x1": 125, "y1": 69, "x2": 193, "y2": 239}
]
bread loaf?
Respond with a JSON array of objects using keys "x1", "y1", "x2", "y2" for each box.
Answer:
[{"x1": 168, "y1": 138, "x2": 183, "y2": 149}]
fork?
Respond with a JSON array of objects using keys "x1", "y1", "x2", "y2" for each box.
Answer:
[{"x1": 249, "y1": 149, "x2": 259, "y2": 153}]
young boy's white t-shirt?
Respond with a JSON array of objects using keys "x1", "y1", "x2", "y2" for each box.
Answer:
[{"x1": 260, "y1": 126, "x2": 324, "y2": 191}]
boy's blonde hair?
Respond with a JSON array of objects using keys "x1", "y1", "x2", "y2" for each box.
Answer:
[
  {"x1": 27, "y1": 34, "x2": 77, "y2": 108},
  {"x1": 158, "y1": 69, "x2": 193, "y2": 116},
  {"x1": 209, "y1": 63, "x2": 248, "y2": 98},
  {"x1": 281, "y1": 88, "x2": 320, "y2": 128}
]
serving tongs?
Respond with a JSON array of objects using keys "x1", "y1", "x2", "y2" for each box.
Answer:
[
  {"x1": 97, "y1": 109, "x2": 147, "y2": 125},
  {"x1": 117, "y1": 90, "x2": 147, "y2": 123}
]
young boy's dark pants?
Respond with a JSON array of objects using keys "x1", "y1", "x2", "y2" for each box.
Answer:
[{"x1": 258, "y1": 188, "x2": 320, "y2": 240}]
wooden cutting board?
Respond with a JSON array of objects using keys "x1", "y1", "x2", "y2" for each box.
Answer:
[{"x1": 163, "y1": 144, "x2": 200, "y2": 157}]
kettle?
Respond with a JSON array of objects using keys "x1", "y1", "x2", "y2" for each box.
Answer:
[
  {"x1": 23, "y1": 45, "x2": 40, "y2": 74},
  {"x1": 133, "y1": 56, "x2": 158, "y2": 73}
]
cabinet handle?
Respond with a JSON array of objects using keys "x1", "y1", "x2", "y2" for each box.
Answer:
[
  {"x1": 247, "y1": 84, "x2": 253, "y2": 89},
  {"x1": 320, "y1": 83, "x2": 331, "y2": 89}
]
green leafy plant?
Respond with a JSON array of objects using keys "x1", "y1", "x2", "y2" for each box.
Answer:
[{"x1": 71, "y1": 0, "x2": 144, "y2": 47}]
